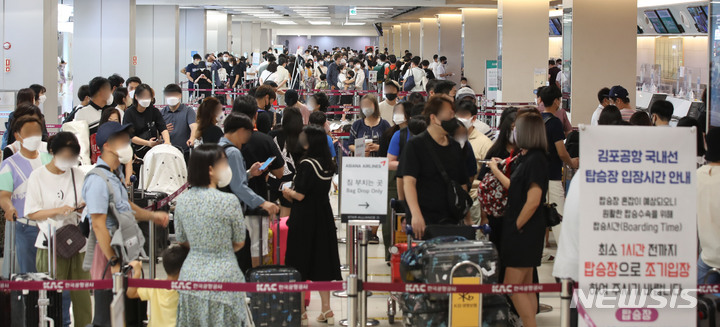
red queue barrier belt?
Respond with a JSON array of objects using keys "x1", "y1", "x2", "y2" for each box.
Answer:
[{"x1": 3, "y1": 280, "x2": 720, "y2": 294}]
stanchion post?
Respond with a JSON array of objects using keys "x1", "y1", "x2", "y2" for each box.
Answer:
[
  {"x1": 560, "y1": 278, "x2": 572, "y2": 327},
  {"x1": 347, "y1": 274, "x2": 358, "y2": 327},
  {"x1": 358, "y1": 226, "x2": 368, "y2": 327},
  {"x1": 334, "y1": 225, "x2": 355, "y2": 298},
  {"x1": 149, "y1": 220, "x2": 156, "y2": 279}
]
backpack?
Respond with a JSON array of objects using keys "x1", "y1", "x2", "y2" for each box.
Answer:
[
  {"x1": 82, "y1": 167, "x2": 147, "y2": 270},
  {"x1": 479, "y1": 152, "x2": 518, "y2": 217},
  {"x1": 218, "y1": 143, "x2": 237, "y2": 194},
  {"x1": 403, "y1": 74, "x2": 415, "y2": 92}
]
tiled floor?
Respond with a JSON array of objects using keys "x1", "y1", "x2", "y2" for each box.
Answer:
[{"x1": 0, "y1": 194, "x2": 563, "y2": 326}]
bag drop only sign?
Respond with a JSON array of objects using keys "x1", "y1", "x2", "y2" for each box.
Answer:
[
  {"x1": 578, "y1": 125, "x2": 697, "y2": 327},
  {"x1": 340, "y1": 157, "x2": 388, "y2": 222}
]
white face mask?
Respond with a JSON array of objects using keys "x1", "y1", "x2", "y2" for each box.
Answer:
[
  {"x1": 217, "y1": 165, "x2": 233, "y2": 188},
  {"x1": 457, "y1": 117, "x2": 473, "y2": 130},
  {"x1": 509, "y1": 128, "x2": 517, "y2": 145},
  {"x1": 21, "y1": 135, "x2": 42, "y2": 152},
  {"x1": 138, "y1": 99, "x2": 152, "y2": 108},
  {"x1": 38, "y1": 94, "x2": 47, "y2": 105},
  {"x1": 106, "y1": 93, "x2": 114, "y2": 107},
  {"x1": 223, "y1": 56, "x2": 229, "y2": 62},
  {"x1": 116, "y1": 143, "x2": 134, "y2": 164},
  {"x1": 166, "y1": 97, "x2": 180, "y2": 106},
  {"x1": 128, "y1": 89, "x2": 136, "y2": 100},
  {"x1": 393, "y1": 114, "x2": 406, "y2": 125},
  {"x1": 355, "y1": 64, "x2": 361, "y2": 69},
  {"x1": 54, "y1": 157, "x2": 77, "y2": 172},
  {"x1": 362, "y1": 107, "x2": 374, "y2": 117}
]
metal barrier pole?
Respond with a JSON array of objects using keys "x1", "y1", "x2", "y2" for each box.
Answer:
[
  {"x1": 38, "y1": 289, "x2": 52, "y2": 327},
  {"x1": 347, "y1": 274, "x2": 358, "y2": 327},
  {"x1": 149, "y1": 220, "x2": 156, "y2": 279},
  {"x1": 357, "y1": 226, "x2": 379, "y2": 326},
  {"x1": 560, "y1": 278, "x2": 572, "y2": 327},
  {"x1": 110, "y1": 272, "x2": 125, "y2": 327},
  {"x1": 334, "y1": 225, "x2": 355, "y2": 298}
]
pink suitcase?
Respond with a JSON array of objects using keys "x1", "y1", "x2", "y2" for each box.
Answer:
[{"x1": 271, "y1": 216, "x2": 311, "y2": 306}]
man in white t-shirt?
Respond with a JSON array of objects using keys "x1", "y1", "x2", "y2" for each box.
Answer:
[
  {"x1": 378, "y1": 81, "x2": 400, "y2": 123},
  {"x1": 435, "y1": 56, "x2": 453, "y2": 80},
  {"x1": 591, "y1": 87, "x2": 611, "y2": 126},
  {"x1": 275, "y1": 57, "x2": 291, "y2": 105},
  {"x1": 429, "y1": 54, "x2": 439, "y2": 75},
  {"x1": 74, "y1": 76, "x2": 113, "y2": 134},
  {"x1": 402, "y1": 57, "x2": 428, "y2": 93}
]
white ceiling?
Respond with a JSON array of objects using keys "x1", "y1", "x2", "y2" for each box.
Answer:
[{"x1": 206, "y1": 5, "x2": 417, "y2": 26}]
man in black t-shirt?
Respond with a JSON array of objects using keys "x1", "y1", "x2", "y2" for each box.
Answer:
[
  {"x1": 538, "y1": 86, "x2": 578, "y2": 247},
  {"x1": 548, "y1": 59, "x2": 561, "y2": 88},
  {"x1": 232, "y1": 57, "x2": 248, "y2": 89},
  {"x1": 254, "y1": 85, "x2": 280, "y2": 134},
  {"x1": 402, "y1": 96, "x2": 469, "y2": 240}
]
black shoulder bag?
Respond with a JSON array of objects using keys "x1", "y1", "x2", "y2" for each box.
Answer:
[
  {"x1": 421, "y1": 135, "x2": 474, "y2": 240},
  {"x1": 52, "y1": 169, "x2": 88, "y2": 258}
]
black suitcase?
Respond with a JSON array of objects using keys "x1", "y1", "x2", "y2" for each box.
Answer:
[
  {"x1": 133, "y1": 190, "x2": 170, "y2": 257},
  {"x1": 10, "y1": 273, "x2": 64, "y2": 327},
  {"x1": 245, "y1": 214, "x2": 302, "y2": 327}
]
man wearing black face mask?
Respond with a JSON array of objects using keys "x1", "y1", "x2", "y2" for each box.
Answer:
[
  {"x1": 254, "y1": 85, "x2": 281, "y2": 134},
  {"x1": 401, "y1": 96, "x2": 470, "y2": 240},
  {"x1": 379, "y1": 80, "x2": 400, "y2": 123}
]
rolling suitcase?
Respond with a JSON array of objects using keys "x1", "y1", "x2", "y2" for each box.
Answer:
[
  {"x1": 10, "y1": 273, "x2": 64, "y2": 327},
  {"x1": 132, "y1": 190, "x2": 170, "y2": 257},
  {"x1": 246, "y1": 214, "x2": 302, "y2": 327},
  {"x1": 699, "y1": 269, "x2": 720, "y2": 327}
]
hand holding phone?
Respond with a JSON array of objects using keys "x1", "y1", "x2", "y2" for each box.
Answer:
[{"x1": 259, "y1": 156, "x2": 276, "y2": 171}]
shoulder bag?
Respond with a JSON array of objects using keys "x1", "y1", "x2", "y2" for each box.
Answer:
[
  {"x1": 422, "y1": 135, "x2": 472, "y2": 224},
  {"x1": 52, "y1": 169, "x2": 87, "y2": 259}
]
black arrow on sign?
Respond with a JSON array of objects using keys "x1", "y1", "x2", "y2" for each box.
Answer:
[{"x1": 358, "y1": 202, "x2": 370, "y2": 209}]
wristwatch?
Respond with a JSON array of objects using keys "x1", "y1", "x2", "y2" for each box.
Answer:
[{"x1": 109, "y1": 256, "x2": 120, "y2": 267}]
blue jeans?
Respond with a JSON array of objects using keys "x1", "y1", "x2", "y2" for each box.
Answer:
[
  {"x1": 15, "y1": 222, "x2": 39, "y2": 273},
  {"x1": 698, "y1": 256, "x2": 720, "y2": 296}
]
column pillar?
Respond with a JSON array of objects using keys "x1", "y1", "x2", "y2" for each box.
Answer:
[
  {"x1": 0, "y1": 0, "x2": 58, "y2": 122},
  {"x1": 438, "y1": 14, "x2": 462, "y2": 85},
  {"x1": 179, "y1": 9, "x2": 206, "y2": 67},
  {"x1": 231, "y1": 21, "x2": 242, "y2": 54},
  {"x1": 401, "y1": 23, "x2": 410, "y2": 54},
  {"x1": 74, "y1": 0, "x2": 136, "y2": 103},
  {"x1": 420, "y1": 18, "x2": 438, "y2": 63},
  {"x1": 383, "y1": 28, "x2": 392, "y2": 53},
  {"x1": 462, "y1": 8, "x2": 498, "y2": 93},
  {"x1": 251, "y1": 23, "x2": 262, "y2": 53},
  {"x1": 207, "y1": 11, "x2": 229, "y2": 53},
  {"x1": 136, "y1": 5, "x2": 179, "y2": 98},
  {"x1": 408, "y1": 22, "x2": 420, "y2": 57},
  {"x1": 566, "y1": 0, "x2": 636, "y2": 124},
  {"x1": 260, "y1": 29, "x2": 271, "y2": 51},
  {"x1": 497, "y1": 0, "x2": 548, "y2": 102},
  {"x1": 392, "y1": 25, "x2": 402, "y2": 56}
]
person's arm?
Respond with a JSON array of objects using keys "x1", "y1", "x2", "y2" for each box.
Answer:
[
  {"x1": 129, "y1": 202, "x2": 169, "y2": 226},
  {"x1": 556, "y1": 141, "x2": 577, "y2": 168},
  {"x1": 0, "y1": 191, "x2": 16, "y2": 221},
  {"x1": 187, "y1": 123, "x2": 198, "y2": 147},
  {"x1": 132, "y1": 136, "x2": 157, "y2": 148},
  {"x1": 124, "y1": 163, "x2": 133, "y2": 187},
  {"x1": 161, "y1": 130, "x2": 171, "y2": 145},
  {"x1": 282, "y1": 188, "x2": 305, "y2": 202},
  {"x1": 226, "y1": 149, "x2": 266, "y2": 209},
  {"x1": 516, "y1": 183, "x2": 542, "y2": 230},
  {"x1": 185, "y1": 71, "x2": 193, "y2": 83},
  {"x1": 404, "y1": 176, "x2": 425, "y2": 239},
  {"x1": 91, "y1": 213, "x2": 120, "y2": 272},
  {"x1": 488, "y1": 158, "x2": 511, "y2": 189},
  {"x1": 126, "y1": 260, "x2": 143, "y2": 299},
  {"x1": 396, "y1": 177, "x2": 405, "y2": 201}
]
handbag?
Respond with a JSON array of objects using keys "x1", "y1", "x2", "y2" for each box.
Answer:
[
  {"x1": 52, "y1": 169, "x2": 87, "y2": 259},
  {"x1": 423, "y1": 136, "x2": 472, "y2": 224},
  {"x1": 479, "y1": 152, "x2": 518, "y2": 217},
  {"x1": 543, "y1": 202, "x2": 562, "y2": 227}
]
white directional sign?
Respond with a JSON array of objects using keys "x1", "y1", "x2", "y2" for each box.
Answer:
[{"x1": 340, "y1": 157, "x2": 388, "y2": 222}]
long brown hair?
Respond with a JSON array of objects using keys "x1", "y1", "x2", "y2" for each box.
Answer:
[{"x1": 195, "y1": 97, "x2": 222, "y2": 139}]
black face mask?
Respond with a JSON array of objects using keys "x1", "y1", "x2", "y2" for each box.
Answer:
[
  {"x1": 265, "y1": 103, "x2": 272, "y2": 110},
  {"x1": 386, "y1": 94, "x2": 398, "y2": 101},
  {"x1": 440, "y1": 118, "x2": 457, "y2": 134}
]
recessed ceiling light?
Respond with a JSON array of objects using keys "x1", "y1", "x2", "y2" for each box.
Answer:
[
  {"x1": 289, "y1": 6, "x2": 327, "y2": 9},
  {"x1": 343, "y1": 22, "x2": 366, "y2": 25},
  {"x1": 308, "y1": 21, "x2": 331, "y2": 25},
  {"x1": 272, "y1": 20, "x2": 297, "y2": 25}
]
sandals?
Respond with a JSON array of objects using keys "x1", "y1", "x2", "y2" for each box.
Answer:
[
  {"x1": 301, "y1": 312, "x2": 309, "y2": 326},
  {"x1": 317, "y1": 310, "x2": 335, "y2": 325}
]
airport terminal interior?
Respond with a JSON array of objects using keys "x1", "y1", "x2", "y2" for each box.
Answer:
[{"x1": 0, "y1": 0, "x2": 719, "y2": 326}]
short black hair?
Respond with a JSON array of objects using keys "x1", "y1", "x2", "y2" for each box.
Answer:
[
  {"x1": 433, "y1": 54, "x2": 438, "y2": 60},
  {"x1": 192, "y1": 53, "x2": 202, "y2": 60},
  {"x1": 384, "y1": 80, "x2": 399, "y2": 92},
  {"x1": 461, "y1": 77, "x2": 468, "y2": 82},
  {"x1": 255, "y1": 85, "x2": 276, "y2": 100},
  {"x1": 113, "y1": 87, "x2": 128, "y2": 107},
  {"x1": 29, "y1": 84, "x2": 46, "y2": 100},
  {"x1": 312, "y1": 92, "x2": 329, "y2": 112},
  {"x1": 309, "y1": 111, "x2": 327, "y2": 127},
  {"x1": 426, "y1": 79, "x2": 438, "y2": 94},
  {"x1": 456, "y1": 100, "x2": 478, "y2": 117},
  {"x1": 187, "y1": 144, "x2": 226, "y2": 187},
  {"x1": 278, "y1": 57, "x2": 287, "y2": 66},
  {"x1": 108, "y1": 74, "x2": 125, "y2": 90},
  {"x1": 629, "y1": 111, "x2": 651, "y2": 126},
  {"x1": 439, "y1": 56, "x2": 447, "y2": 62},
  {"x1": 411, "y1": 56, "x2": 421, "y2": 66},
  {"x1": 434, "y1": 80, "x2": 456, "y2": 95},
  {"x1": 12, "y1": 115, "x2": 42, "y2": 135},
  {"x1": 125, "y1": 76, "x2": 142, "y2": 87},
  {"x1": 163, "y1": 84, "x2": 182, "y2": 94},
  {"x1": 421, "y1": 60, "x2": 430, "y2": 67},
  {"x1": 223, "y1": 112, "x2": 254, "y2": 134},
  {"x1": 77, "y1": 85, "x2": 90, "y2": 101},
  {"x1": 548, "y1": 59, "x2": 556, "y2": 66},
  {"x1": 232, "y1": 95, "x2": 258, "y2": 119},
  {"x1": 88, "y1": 77, "x2": 110, "y2": 97},
  {"x1": 539, "y1": 85, "x2": 562, "y2": 107},
  {"x1": 47, "y1": 131, "x2": 81, "y2": 156},
  {"x1": 161, "y1": 244, "x2": 189, "y2": 276},
  {"x1": 263, "y1": 80, "x2": 278, "y2": 88},
  {"x1": 598, "y1": 87, "x2": 610, "y2": 104},
  {"x1": 650, "y1": 100, "x2": 674, "y2": 121}
]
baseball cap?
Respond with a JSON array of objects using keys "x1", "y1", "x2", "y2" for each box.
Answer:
[
  {"x1": 96, "y1": 122, "x2": 134, "y2": 150},
  {"x1": 608, "y1": 85, "x2": 629, "y2": 99},
  {"x1": 455, "y1": 87, "x2": 476, "y2": 100}
]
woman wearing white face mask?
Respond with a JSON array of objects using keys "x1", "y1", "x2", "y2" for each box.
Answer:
[
  {"x1": 354, "y1": 61, "x2": 366, "y2": 91},
  {"x1": 29, "y1": 84, "x2": 47, "y2": 107},
  {"x1": 0, "y1": 116, "x2": 53, "y2": 278},
  {"x1": 3, "y1": 104, "x2": 49, "y2": 160},
  {"x1": 174, "y1": 144, "x2": 251, "y2": 326},
  {"x1": 25, "y1": 132, "x2": 91, "y2": 327},
  {"x1": 122, "y1": 83, "x2": 171, "y2": 161},
  {"x1": 348, "y1": 94, "x2": 390, "y2": 158}
]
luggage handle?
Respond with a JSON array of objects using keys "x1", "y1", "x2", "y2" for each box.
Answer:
[{"x1": 703, "y1": 267, "x2": 720, "y2": 284}]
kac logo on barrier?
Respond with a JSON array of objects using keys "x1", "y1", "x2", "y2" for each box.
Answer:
[
  {"x1": 171, "y1": 281, "x2": 193, "y2": 290},
  {"x1": 43, "y1": 281, "x2": 64, "y2": 290},
  {"x1": 256, "y1": 283, "x2": 279, "y2": 292}
]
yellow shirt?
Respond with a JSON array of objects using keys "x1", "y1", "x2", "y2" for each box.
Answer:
[{"x1": 137, "y1": 283, "x2": 179, "y2": 327}]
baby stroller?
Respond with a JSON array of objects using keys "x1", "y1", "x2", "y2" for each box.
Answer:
[{"x1": 136, "y1": 144, "x2": 188, "y2": 270}]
